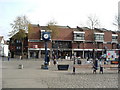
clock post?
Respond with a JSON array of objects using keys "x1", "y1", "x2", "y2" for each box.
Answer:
[{"x1": 42, "y1": 32, "x2": 51, "y2": 69}]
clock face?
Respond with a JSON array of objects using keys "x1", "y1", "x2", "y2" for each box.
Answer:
[{"x1": 44, "y1": 34, "x2": 49, "y2": 39}]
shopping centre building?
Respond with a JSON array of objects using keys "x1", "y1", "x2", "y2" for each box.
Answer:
[{"x1": 25, "y1": 24, "x2": 120, "y2": 59}]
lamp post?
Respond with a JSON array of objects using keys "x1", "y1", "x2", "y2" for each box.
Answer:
[
  {"x1": 104, "y1": 46, "x2": 107, "y2": 63},
  {"x1": 73, "y1": 52, "x2": 76, "y2": 74},
  {"x1": 44, "y1": 41, "x2": 48, "y2": 65},
  {"x1": 93, "y1": 49, "x2": 95, "y2": 66},
  {"x1": 118, "y1": 44, "x2": 120, "y2": 73},
  {"x1": 56, "y1": 40, "x2": 59, "y2": 62},
  {"x1": 118, "y1": 50, "x2": 120, "y2": 73}
]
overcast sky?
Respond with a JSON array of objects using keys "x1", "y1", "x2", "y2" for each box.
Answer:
[{"x1": 0, "y1": 0, "x2": 119, "y2": 40}]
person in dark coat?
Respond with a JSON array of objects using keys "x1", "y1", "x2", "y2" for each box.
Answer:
[
  {"x1": 47, "y1": 55, "x2": 50, "y2": 65},
  {"x1": 99, "y1": 65, "x2": 103, "y2": 74},
  {"x1": 93, "y1": 65, "x2": 97, "y2": 74},
  {"x1": 8, "y1": 56, "x2": 10, "y2": 61},
  {"x1": 53, "y1": 55, "x2": 57, "y2": 65}
]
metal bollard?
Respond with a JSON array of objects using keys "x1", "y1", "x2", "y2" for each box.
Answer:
[{"x1": 73, "y1": 67, "x2": 75, "y2": 74}]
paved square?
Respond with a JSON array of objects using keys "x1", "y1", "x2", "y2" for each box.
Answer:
[{"x1": 2, "y1": 58, "x2": 118, "y2": 88}]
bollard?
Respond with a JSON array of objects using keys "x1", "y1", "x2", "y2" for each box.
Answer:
[
  {"x1": 118, "y1": 65, "x2": 120, "y2": 73},
  {"x1": 18, "y1": 64, "x2": 23, "y2": 69},
  {"x1": 73, "y1": 67, "x2": 75, "y2": 74}
]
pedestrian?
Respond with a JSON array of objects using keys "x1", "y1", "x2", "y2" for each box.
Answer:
[
  {"x1": 99, "y1": 65, "x2": 103, "y2": 74},
  {"x1": 118, "y1": 64, "x2": 120, "y2": 73},
  {"x1": 93, "y1": 65, "x2": 97, "y2": 74},
  {"x1": 8, "y1": 56, "x2": 10, "y2": 61},
  {"x1": 53, "y1": 60, "x2": 56, "y2": 65}
]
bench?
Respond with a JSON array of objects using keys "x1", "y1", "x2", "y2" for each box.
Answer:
[
  {"x1": 57, "y1": 64, "x2": 69, "y2": 70},
  {"x1": 73, "y1": 64, "x2": 92, "y2": 68},
  {"x1": 73, "y1": 64, "x2": 92, "y2": 74},
  {"x1": 102, "y1": 65, "x2": 118, "y2": 70},
  {"x1": 102, "y1": 65, "x2": 118, "y2": 68},
  {"x1": 73, "y1": 64, "x2": 119, "y2": 74}
]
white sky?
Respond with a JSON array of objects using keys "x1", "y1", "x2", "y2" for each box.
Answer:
[{"x1": 0, "y1": 0, "x2": 120, "y2": 40}]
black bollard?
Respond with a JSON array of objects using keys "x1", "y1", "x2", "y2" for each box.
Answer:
[{"x1": 73, "y1": 67, "x2": 75, "y2": 74}]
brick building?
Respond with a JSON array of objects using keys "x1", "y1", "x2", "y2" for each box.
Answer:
[
  {"x1": 9, "y1": 32, "x2": 28, "y2": 58},
  {"x1": 27, "y1": 24, "x2": 120, "y2": 59}
]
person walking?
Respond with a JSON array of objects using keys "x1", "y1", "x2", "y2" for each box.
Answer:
[
  {"x1": 8, "y1": 56, "x2": 10, "y2": 61},
  {"x1": 53, "y1": 55, "x2": 57, "y2": 65},
  {"x1": 93, "y1": 65, "x2": 97, "y2": 74},
  {"x1": 99, "y1": 65, "x2": 103, "y2": 74}
]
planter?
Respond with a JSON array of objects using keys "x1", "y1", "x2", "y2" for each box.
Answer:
[
  {"x1": 57, "y1": 64, "x2": 69, "y2": 70},
  {"x1": 18, "y1": 64, "x2": 23, "y2": 69}
]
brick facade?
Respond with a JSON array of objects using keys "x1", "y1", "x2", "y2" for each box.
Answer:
[
  {"x1": 27, "y1": 25, "x2": 120, "y2": 59},
  {"x1": 9, "y1": 24, "x2": 120, "y2": 59}
]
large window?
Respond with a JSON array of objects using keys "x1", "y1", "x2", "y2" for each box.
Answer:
[
  {"x1": 74, "y1": 32, "x2": 85, "y2": 41},
  {"x1": 16, "y1": 46, "x2": 21, "y2": 50},
  {"x1": 16, "y1": 40, "x2": 21, "y2": 43},
  {"x1": 112, "y1": 34, "x2": 118, "y2": 42},
  {"x1": 94, "y1": 33, "x2": 104, "y2": 41}
]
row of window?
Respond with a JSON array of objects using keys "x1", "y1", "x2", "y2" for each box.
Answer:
[
  {"x1": 74, "y1": 33, "x2": 84, "y2": 40},
  {"x1": 112, "y1": 36, "x2": 118, "y2": 41},
  {"x1": 94, "y1": 34, "x2": 104, "y2": 40},
  {"x1": 74, "y1": 33, "x2": 118, "y2": 41}
]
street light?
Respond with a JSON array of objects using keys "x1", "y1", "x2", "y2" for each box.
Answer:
[{"x1": 104, "y1": 46, "x2": 107, "y2": 62}]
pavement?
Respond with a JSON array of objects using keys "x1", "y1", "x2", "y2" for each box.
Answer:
[{"x1": 1, "y1": 57, "x2": 119, "y2": 88}]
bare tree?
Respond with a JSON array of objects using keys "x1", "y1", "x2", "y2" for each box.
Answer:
[
  {"x1": 87, "y1": 15, "x2": 100, "y2": 29},
  {"x1": 113, "y1": 15, "x2": 120, "y2": 31},
  {"x1": 9, "y1": 15, "x2": 30, "y2": 36},
  {"x1": 47, "y1": 20, "x2": 58, "y2": 38},
  {"x1": 86, "y1": 15, "x2": 101, "y2": 67}
]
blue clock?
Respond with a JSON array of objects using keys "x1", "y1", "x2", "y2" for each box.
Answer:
[{"x1": 42, "y1": 32, "x2": 51, "y2": 41}]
